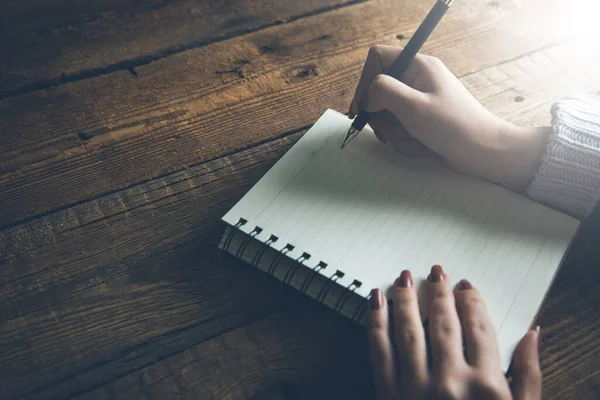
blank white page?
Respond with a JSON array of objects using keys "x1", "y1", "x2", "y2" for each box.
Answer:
[{"x1": 223, "y1": 109, "x2": 579, "y2": 370}]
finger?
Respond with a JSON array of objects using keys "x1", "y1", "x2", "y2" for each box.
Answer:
[
  {"x1": 373, "y1": 129, "x2": 388, "y2": 144},
  {"x1": 367, "y1": 84, "x2": 434, "y2": 159},
  {"x1": 350, "y1": 45, "x2": 402, "y2": 117},
  {"x1": 350, "y1": 45, "x2": 427, "y2": 117},
  {"x1": 510, "y1": 328, "x2": 542, "y2": 400},
  {"x1": 427, "y1": 265, "x2": 466, "y2": 373},
  {"x1": 454, "y1": 279, "x2": 501, "y2": 369},
  {"x1": 392, "y1": 270, "x2": 428, "y2": 390},
  {"x1": 369, "y1": 110, "x2": 399, "y2": 144},
  {"x1": 369, "y1": 110, "x2": 415, "y2": 141},
  {"x1": 369, "y1": 110, "x2": 432, "y2": 157},
  {"x1": 368, "y1": 288, "x2": 398, "y2": 399},
  {"x1": 383, "y1": 118, "x2": 412, "y2": 141},
  {"x1": 389, "y1": 137, "x2": 432, "y2": 158},
  {"x1": 366, "y1": 74, "x2": 429, "y2": 124}
]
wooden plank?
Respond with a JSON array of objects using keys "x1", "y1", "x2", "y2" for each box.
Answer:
[
  {"x1": 548, "y1": 371, "x2": 600, "y2": 400},
  {"x1": 71, "y1": 307, "x2": 373, "y2": 400},
  {"x1": 1, "y1": 129, "x2": 599, "y2": 398},
  {"x1": 539, "y1": 213, "x2": 600, "y2": 399},
  {"x1": 2, "y1": 123, "x2": 600, "y2": 399},
  {"x1": 3, "y1": 43, "x2": 598, "y2": 293},
  {"x1": 0, "y1": 132, "x2": 302, "y2": 400},
  {"x1": 0, "y1": 0, "x2": 357, "y2": 97},
  {"x1": 1, "y1": 0, "x2": 594, "y2": 228},
  {"x1": 72, "y1": 222, "x2": 600, "y2": 400},
  {"x1": 0, "y1": 129, "x2": 299, "y2": 292}
]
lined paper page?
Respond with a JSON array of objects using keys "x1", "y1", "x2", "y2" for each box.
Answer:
[{"x1": 223, "y1": 109, "x2": 579, "y2": 370}]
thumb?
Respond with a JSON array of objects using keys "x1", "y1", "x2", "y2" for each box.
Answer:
[
  {"x1": 365, "y1": 74, "x2": 429, "y2": 124},
  {"x1": 510, "y1": 328, "x2": 542, "y2": 400}
]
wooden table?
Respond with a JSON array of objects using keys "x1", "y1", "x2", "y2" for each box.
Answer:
[{"x1": 1, "y1": 0, "x2": 599, "y2": 398}]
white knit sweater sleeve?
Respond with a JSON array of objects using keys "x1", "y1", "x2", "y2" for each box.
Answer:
[{"x1": 527, "y1": 95, "x2": 600, "y2": 218}]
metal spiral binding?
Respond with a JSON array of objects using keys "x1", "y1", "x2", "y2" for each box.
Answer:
[
  {"x1": 316, "y1": 270, "x2": 343, "y2": 303},
  {"x1": 236, "y1": 226, "x2": 262, "y2": 259},
  {"x1": 226, "y1": 217, "x2": 367, "y2": 324},
  {"x1": 223, "y1": 218, "x2": 247, "y2": 252},
  {"x1": 267, "y1": 243, "x2": 294, "y2": 276},
  {"x1": 334, "y1": 279, "x2": 362, "y2": 313},
  {"x1": 251, "y1": 234, "x2": 278, "y2": 267},
  {"x1": 300, "y1": 261, "x2": 327, "y2": 294},
  {"x1": 282, "y1": 252, "x2": 311, "y2": 285},
  {"x1": 351, "y1": 297, "x2": 367, "y2": 322}
]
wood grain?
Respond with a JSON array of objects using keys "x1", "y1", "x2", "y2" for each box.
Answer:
[
  {"x1": 2, "y1": 0, "x2": 600, "y2": 398},
  {"x1": 547, "y1": 371, "x2": 600, "y2": 400},
  {"x1": 1, "y1": 125, "x2": 599, "y2": 399},
  {"x1": 0, "y1": 0, "x2": 356, "y2": 96},
  {"x1": 537, "y1": 210, "x2": 600, "y2": 399},
  {"x1": 0, "y1": 132, "x2": 302, "y2": 399},
  {"x1": 2, "y1": 0, "x2": 595, "y2": 228},
  {"x1": 71, "y1": 307, "x2": 373, "y2": 400}
]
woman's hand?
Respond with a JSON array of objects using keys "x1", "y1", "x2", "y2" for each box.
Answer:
[
  {"x1": 349, "y1": 45, "x2": 551, "y2": 189},
  {"x1": 368, "y1": 265, "x2": 541, "y2": 399}
]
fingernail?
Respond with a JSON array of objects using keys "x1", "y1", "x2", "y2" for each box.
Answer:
[
  {"x1": 536, "y1": 326, "x2": 542, "y2": 352},
  {"x1": 430, "y1": 265, "x2": 444, "y2": 282},
  {"x1": 396, "y1": 270, "x2": 412, "y2": 288},
  {"x1": 457, "y1": 279, "x2": 473, "y2": 290},
  {"x1": 369, "y1": 289, "x2": 382, "y2": 310}
]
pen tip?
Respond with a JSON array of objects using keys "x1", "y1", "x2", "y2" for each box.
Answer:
[{"x1": 341, "y1": 126, "x2": 359, "y2": 149}]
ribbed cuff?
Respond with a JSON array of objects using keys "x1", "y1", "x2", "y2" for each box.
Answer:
[{"x1": 527, "y1": 95, "x2": 600, "y2": 219}]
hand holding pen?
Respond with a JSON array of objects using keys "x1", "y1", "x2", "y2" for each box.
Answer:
[
  {"x1": 343, "y1": 0, "x2": 454, "y2": 148},
  {"x1": 344, "y1": 45, "x2": 551, "y2": 189}
]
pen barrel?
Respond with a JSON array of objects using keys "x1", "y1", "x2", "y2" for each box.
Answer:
[
  {"x1": 352, "y1": 112, "x2": 370, "y2": 132},
  {"x1": 387, "y1": 0, "x2": 450, "y2": 78}
]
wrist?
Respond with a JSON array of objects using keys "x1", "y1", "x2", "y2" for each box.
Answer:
[{"x1": 497, "y1": 124, "x2": 551, "y2": 189}]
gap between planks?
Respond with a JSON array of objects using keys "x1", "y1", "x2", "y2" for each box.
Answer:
[
  {"x1": 0, "y1": 0, "x2": 366, "y2": 100},
  {"x1": 2, "y1": 0, "x2": 589, "y2": 228},
  {"x1": 0, "y1": 125, "x2": 310, "y2": 232}
]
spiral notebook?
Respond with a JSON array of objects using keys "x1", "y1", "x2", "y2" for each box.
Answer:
[{"x1": 219, "y1": 109, "x2": 579, "y2": 370}]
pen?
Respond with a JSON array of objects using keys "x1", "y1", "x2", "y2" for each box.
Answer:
[{"x1": 342, "y1": 0, "x2": 454, "y2": 149}]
